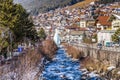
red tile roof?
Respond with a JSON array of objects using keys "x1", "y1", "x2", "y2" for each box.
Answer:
[{"x1": 97, "y1": 16, "x2": 111, "y2": 26}]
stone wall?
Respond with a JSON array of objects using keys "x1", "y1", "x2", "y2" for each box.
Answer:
[{"x1": 76, "y1": 45, "x2": 120, "y2": 67}]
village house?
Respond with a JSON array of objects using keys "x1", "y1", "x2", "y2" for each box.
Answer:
[
  {"x1": 97, "y1": 14, "x2": 120, "y2": 46},
  {"x1": 97, "y1": 30, "x2": 115, "y2": 46},
  {"x1": 80, "y1": 19, "x2": 87, "y2": 28},
  {"x1": 111, "y1": 14, "x2": 120, "y2": 30},
  {"x1": 80, "y1": 18, "x2": 95, "y2": 28},
  {"x1": 96, "y1": 16, "x2": 111, "y2": 31},
  {"x1": 69, "y1": 30, "x2": 86, "y2": 43},
  {"x1": 62, "y1": 26, "x2": 88, "y2": 43}
]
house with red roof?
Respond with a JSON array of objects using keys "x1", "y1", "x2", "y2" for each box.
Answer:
[{"x1": 96, "y1": 16, "x2": 111, "y2": 30}]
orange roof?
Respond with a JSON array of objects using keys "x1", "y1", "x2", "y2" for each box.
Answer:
[{"x1": 97, "y1": 16, "x2": 111, "y2": 26}]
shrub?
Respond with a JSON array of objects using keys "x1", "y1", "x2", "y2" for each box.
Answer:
[
  {"x1": 39, "y1": 39, "x2": 58, "y2": 60},
  {"x1": 0, "y1": 39, "x2": 58, "y2": 79},
  {"x1": 0, "y1": 48, "x2": 42, "y2": 80},
  {"x1": 65, "y1": 44, "x2": 84, "y2": 60}
]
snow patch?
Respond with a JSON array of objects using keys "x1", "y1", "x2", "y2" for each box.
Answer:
[
  {"x1": 107, "y1": 66, "x2": 116, "y2": 71},
  {"x1": 117, "y1": 71, "x2": 120, "y2": 75},
  {"x1": 88, "y1": 72, "x2": 99, "y2": 78}
]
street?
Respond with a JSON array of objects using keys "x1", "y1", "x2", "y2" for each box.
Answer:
[{"x1": 71, "y1": 42, "x2": 120, "y2": 52}]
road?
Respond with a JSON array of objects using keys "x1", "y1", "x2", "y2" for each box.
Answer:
[{"x1": 70, "y1": 42, "x2": 120, "y2": 52}]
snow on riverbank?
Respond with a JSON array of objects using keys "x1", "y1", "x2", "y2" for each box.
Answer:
[{"x1": 41, "y1": 48, "x2": 82, "y2": 80}]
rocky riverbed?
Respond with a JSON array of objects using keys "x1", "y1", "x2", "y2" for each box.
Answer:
[{"x1": 40, "y1": 47, "x2": 103, "y2": 80}]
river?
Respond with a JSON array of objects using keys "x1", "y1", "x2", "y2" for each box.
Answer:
[{"x1": 40, "y1": 48, "x2": 100, "y2": 80}]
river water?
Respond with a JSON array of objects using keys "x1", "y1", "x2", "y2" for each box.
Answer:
[{"x1": 40, "y1": 48, "x2": 100, "y2": 80}]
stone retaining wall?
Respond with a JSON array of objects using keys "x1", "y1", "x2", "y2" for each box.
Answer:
[{"x1": 76, "y1": 45, "x2": 120, "y2": 67}]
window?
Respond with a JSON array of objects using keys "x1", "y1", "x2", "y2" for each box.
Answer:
[{"x1": 114, "y1": 26, "x2": 119, "y2": 28}]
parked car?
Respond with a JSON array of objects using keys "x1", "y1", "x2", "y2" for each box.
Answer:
[
  {"x1": 106, "y1": 42, "x2": 113, "y2": 47},
  {"x1": 112, "y1": 42, "x2": 120, "y2": 47},
  {"x1": 97, "y1": 43, "x2": 102, "y2": 49}
]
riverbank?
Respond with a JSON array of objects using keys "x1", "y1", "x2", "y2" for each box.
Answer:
[
  {"x1": 63, "y1": 43, "x2": 84, "y2": 61},
  {"x1": 0, "y1": 39, "x2": 57, "y2": 80},
  {"x1": 0, "y1": 47, "x2": 42, "y2": 80},
  {"x1": 80, "y1": 56, "x2": 120, "y2": 80},
  {"x1": 63, "y1": 43, "x2": 120, "y2": 79},
  {"x1": 40, "y1": 46, "x2": 81, "y2": 80}
]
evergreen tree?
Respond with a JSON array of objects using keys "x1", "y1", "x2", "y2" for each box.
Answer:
[
  {"x1": 112, "y1": 28, "x2": 120, "y2": 42},
  {"x1": 0, "y1": 28, "x2": 9, "y2": 54},
  {"x1": 0, "y1": 0, "x2": 38, "y2": 42},
  {"x1": 38, "y1": 28, "x2": 46, "y2": 40},
  {"x1": 0, "y1": 0, "x2": 38, "y2": 56}
]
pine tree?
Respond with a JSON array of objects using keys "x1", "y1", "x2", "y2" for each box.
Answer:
[
  {"x1": 0, "y1": 0, "x2": 38, "y2": 42},
  {"x1": 0, "y1": 0, "x2": 38, "y2": 56},
  {"x1": 38, "y1": 28, "x2": 46, "y2": 40},
  {"x1": 112, "y1": 28, "x2": 120, "y2": 42}
]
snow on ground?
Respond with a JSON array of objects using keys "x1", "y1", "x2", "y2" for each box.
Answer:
[
  {"x1": 40, "y1": 47, "x2": 104, "y2": 80},
  {"x1": 88, "y1": 72, "x2": 99, "y2": 78},
  {"x1": 0, "y1": 67, "x2": 40, "y2": 80},
  {"x1": 41, "y1": 48, "x2": 82, "y2": 80},
  {"x1": 117, "y1": 71, "x2": 120, "y2": 75},
  {"x1": 107, "y1": 66, "x2": 116, "y2": 71}
]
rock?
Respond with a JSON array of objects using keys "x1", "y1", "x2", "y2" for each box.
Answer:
[
  {"x1": 81, "y1": 74, "x2": 87, "y2": 80},
  {"x1": 60, "y1": 74, "x2": 66, "y2": 79},
  {"x1": 72, "y1": 58, "x2": 79, "y2": 61},
  {"x1": 117, "y1": 71, "x2": 120, "y2": 75},
  {"x1": 107, "y1": 66, "x2": 116, "y2": 71},
  {"x1": 55, "y1": 70, "x2": 60, "y2": 73},
  {"x1": 82, "y1": 71, "x2": 89, "y2": 75},
  {"x1": 59, "y1": 65, "x2": 66, "y2": 68},
  {"x1": 80, "y1": 68, "x2": 88, "y2": 72},
  {"x1": 50, "y1": 68, "x2": 56, "y2": 71},
  {"x1": 87, "y1": 67, "x2": 94, "y2": 71},
  {"x1": 88, "y1": 72, "x2": 99, "y2": 78}
]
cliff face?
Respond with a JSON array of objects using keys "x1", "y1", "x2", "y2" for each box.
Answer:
[{"x1": 13, "y1": 0, "x2": 83, "y2": 14}]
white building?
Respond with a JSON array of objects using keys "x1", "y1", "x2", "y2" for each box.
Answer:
[
  {"x1": 97, "y1": 30, "x2": 115, "y2": 45},
  {"x1": 80, "y1": 20, "x2": 87, "y2": 28},
  {"x1": 111, "y1": 14, "x2": 120, "y2": 30}
]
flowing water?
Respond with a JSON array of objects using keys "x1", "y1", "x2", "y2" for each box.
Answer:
[{"x1": 40, "y1": 48, "x2": 100, "y2": 80}]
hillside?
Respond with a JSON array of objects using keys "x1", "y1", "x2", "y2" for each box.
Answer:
[
  {"x1": 70, "y1": 0, "x2": 120, "y2": 9},
  {"x1": 14, "y1": 0, "x2": 119, "y2": 14},
  {"x1": 70, "y1": 0, "x2": 99, "y2": 8},
  {"x1": 14, "y1": 0, "x2": 83, "y2": 14}
]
